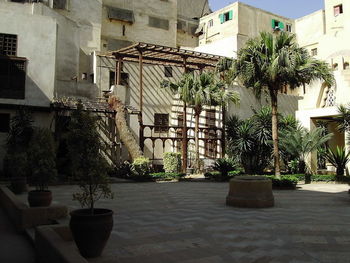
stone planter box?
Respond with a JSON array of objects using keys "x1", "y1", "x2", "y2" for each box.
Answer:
[
  {"x1": 0, "y1": 186, "x2": 68, "y2": 232},
  {"x1": 226, "y1": 176, "x2": 274, "y2": 208}
]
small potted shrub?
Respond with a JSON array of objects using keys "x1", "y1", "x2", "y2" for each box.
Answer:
[
  {"x1": 5, "y1": 152, "x2": 28, "y2": 194},
  {"x1": 5, "y1": 108, "x2": 34, "y2": 194},
  {"x1": 27, "y1": 128, "x2": 57, "y2": 207},
  {"x1": 66, "y1": 102, "x2": 114, "y2": 258}
]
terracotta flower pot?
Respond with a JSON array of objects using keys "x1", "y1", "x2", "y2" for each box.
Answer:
[
  {"x1": 70, "y1": 208, "x2": 113, "y2": 258},
  {"x1": 28, "y1": 190, "x2": 52, "y2": 207}
]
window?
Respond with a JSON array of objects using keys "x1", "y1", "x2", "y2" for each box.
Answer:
[
  {"x1": 109, "y1": 71, "x2": 129, "y2": 87},
  {"x1": 334, "y1": 4, "x2": 343, "y2": 16},
  {"x1": 208, "y1": 19, "x2": 214, "y2": 28},
  {"x1": 164, "y1": 66, "x2": 173, "y2": 77},
  {"x1": 311, "y1": 48, "x2": 318, "y2": 56},
  {"x1": 0, "y1": 33, "x2": 17, "y2": 56},
  {"x1": 0, "y1": 57, "x2": 26, "y2": 99},
  {"x1": 149, "y1": 16, "x2": 169, "y2": 30},
  {"x1": 53, "y1": 0, "x2": 67, "y2": 9},
  {"x1": 177, "y1": 20, "x2": 186, "y2": 31},
  {"x1": 219, "y1": 10, "x2": 233, "y2": 24},
  {"x1": 286, "y1": 24, "x2": 292, "y2": 32},
  {"x1": 107, "y1": 6, "x2": 134, "y2": 23},
  {"x1": 272, "y1": 19, "x2": 284, "y2": 30},
  {"x1": 154, "y1": 113, "x2": 169, "y2": 133},
  {"x1": 0, "y1": 113, "x2": 10, "y2": 133}
]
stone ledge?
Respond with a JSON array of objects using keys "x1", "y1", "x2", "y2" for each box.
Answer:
[
  {"x1": 35, "y1": 225, "x2": 88, "y2": 263},
  {"x1": 0, "y1": 186, "x2": 68, "y2": 232}
]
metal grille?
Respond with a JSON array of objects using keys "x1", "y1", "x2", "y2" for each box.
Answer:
[
  {"x1": 0, "y1": 57, "x2": 26, "y2": 99},
  {"x1": 0, "y1": 34, "x2": 17, "y2": 56},
  {"x1": 154, "y1": 113, "x2": 169, "y2": 133}
]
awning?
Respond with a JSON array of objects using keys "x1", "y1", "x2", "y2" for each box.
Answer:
[
  {"x1": 107, "y1": 6, "x2": 134, "y2": 23},
  {"x1": 195, "y1": 24, "x2": 204, "y2": 35}
]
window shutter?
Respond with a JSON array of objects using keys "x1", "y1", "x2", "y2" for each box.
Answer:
[
  {"x1": 228, "y1": 10, "x2": 233, "y2": 20},
  {"x1": 279, "y1": 21, "x2": 285, "y2": 30},
  {"x1": 219, "y1": 14, "x2": 224, "y2": 24},
  {"x1": 271, "y1": 19, "x2": 276, "y2": 29}
]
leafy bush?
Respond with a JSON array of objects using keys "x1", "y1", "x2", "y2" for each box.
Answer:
[
  {"x1": 28, "y1": 128, "x2": 57, "y2": 191},
  {"x1": 212, "y1": 158, "x2": 237, "y2": 177},
  {"x1": 163, "y1": 152, "x2": 182, "y2": 173},
  {"x1": 311, "y1": 174, "x2": 336, "y2": 182},
  {"x1": 110, "y1": 161, "x2": 132, "y2": 179},
  {"x1": 131, "y1": 157, "x2": 151, "y2": 178},
  {"x1": 205, "y1": 170, "x2": 241, "y2": 182},
  {"x1": 228, "y1": 170, "x2": 242, "y2": 176},
  {"x1": 264, "y1": 175, "x2": 298, "y2": 189},
  {"x1": 149, "y1": 172, "x2": 185, "y2": 181}
]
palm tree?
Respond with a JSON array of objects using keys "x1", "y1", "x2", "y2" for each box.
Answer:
[
  {"x1": 108, "y1": 96, "x2": 143, "y2": 161},
  {"x1": 230, "y1": 31, "x2": 334, "y2": 177},
  {"x1": 162, "y1": 72, "x2": 239, "y2": 172},
  {"x1": 279, "y1": 126, "x2": 333, "y2": 174}
]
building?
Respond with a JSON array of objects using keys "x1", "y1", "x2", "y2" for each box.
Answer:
[
  {"x1": 0, "y1": 0, "x2": 212, "y2": 170},
  {"x1": 295, "y1": 0, "x2": 350, "y2": 172},
  {"x1": 194, "y1": 0, "x2": 350, "y2": 173},
  {"x1": 0, "y1": 0, "x2": 347, "y2": 174}
]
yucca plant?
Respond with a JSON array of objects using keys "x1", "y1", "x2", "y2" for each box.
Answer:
[
  {"x1": 324, "y1": 146, "x2": 350, "y2": 178},
  {"x1": 212, "y1": 158, "x2": 237, "y2": 177}
]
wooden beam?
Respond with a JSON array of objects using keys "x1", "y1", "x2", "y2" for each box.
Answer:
[
  {"x1": 182, "y1": 56, "x2": 188, "y2": 173},
  {"x1": 138, "y1": 49, "x2": 145, "y2": 152},
  {"x1": 116, "y1": 56, "x2": 122, "y2": 85}
]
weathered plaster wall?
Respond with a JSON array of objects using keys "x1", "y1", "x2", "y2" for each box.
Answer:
[
  {"x1": 101, "y1": 0, "x2": 177, "y2": 49},
  {"x1": 0, "y1": 5, "x2": 57, "y2": 107}
]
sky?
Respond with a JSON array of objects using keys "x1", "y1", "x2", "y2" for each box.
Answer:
[{"x1": 208, "y1": 0, "x2": 324, "y2": 19}]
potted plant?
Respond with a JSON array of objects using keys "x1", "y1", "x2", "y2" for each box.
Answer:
[
  {"x1": 4, "y1": 108, "x2": 34, "y2": 194},
  {"x1": 27, "y1": 128, "x2": 57, "y2": 207},
  {"x1": 5, "y1": 152, "x2": 28, "y2": 194},
  {"x1": 66, "y1": 102, "x2": 114, "y2": 258}
]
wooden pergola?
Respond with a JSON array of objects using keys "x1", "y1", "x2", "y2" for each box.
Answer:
[{"x1": 99, "y1": 42, "x2": 227, "y2": 172}]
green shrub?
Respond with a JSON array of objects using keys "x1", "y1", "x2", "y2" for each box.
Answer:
[
  {"x1": 264, "y1": 175, "x2": 298, "y2": 189},
  {"x1": 163, "y1": 152, "x2": 182, "y2": 173},
  {"x1": 131, "y1": 157, "x2": 151, "y2": 178},
  {"x1": 228, "y1": 170, "x2": 242, "y2": 176},
  {"x1": 149, "y1": 172, "x2": 185, "y2": 181},
  {"x1": 311, "y1": 174, "x2": 336, "y2": 182},
  {"x1": 205, "y1": 170, "x2": 241, "y2": 182}
]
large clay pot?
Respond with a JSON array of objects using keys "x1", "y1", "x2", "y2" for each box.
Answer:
[
  {"x1": 70, "y1": 208, "x2": 113, "y2": 258},
  {"x1": 10, "y1": 177, "x2": 28, "y2": 194},
  {"x1": 28, "y1": 190, "x2": 52, "y2": 207}
]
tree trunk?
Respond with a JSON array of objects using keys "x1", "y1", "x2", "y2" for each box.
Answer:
[
  {"x1": 108, "y1": 96, "x2": 143, "y2": 161},
  {"x1": 270, "y1": 90, "x2": 281, "y2": 178},
  {"x1": 195, "y1": 112, "x2": 200, "y2": 173}
]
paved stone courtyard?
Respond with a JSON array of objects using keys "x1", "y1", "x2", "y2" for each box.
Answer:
[{"x1": 49, "y1": 182, "x2": 350, "y2": 263}]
